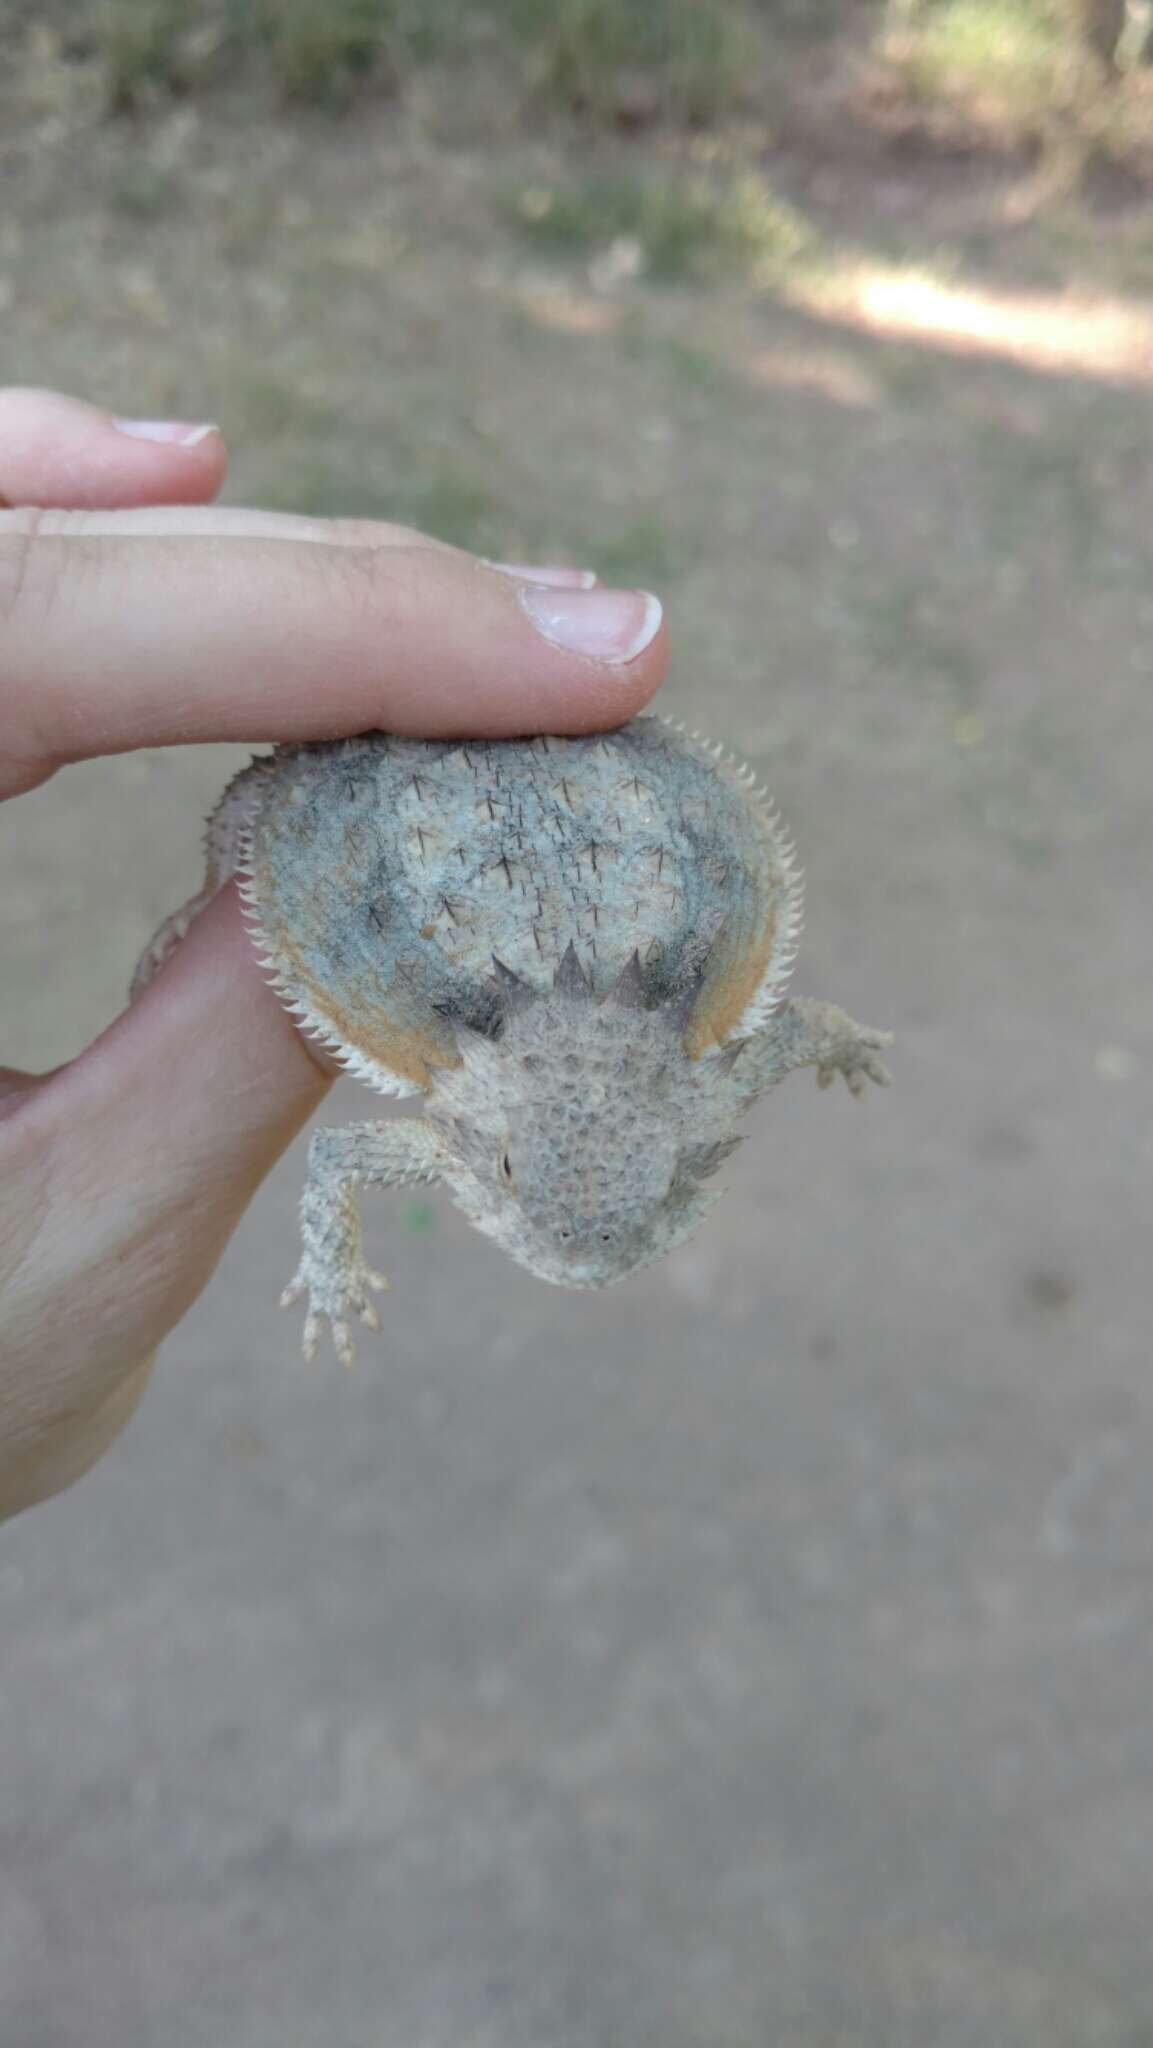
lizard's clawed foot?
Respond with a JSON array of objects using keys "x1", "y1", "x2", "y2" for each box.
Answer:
[
  {"x1": 280, "y1": 1261, "x2": 390, "y2": 1366},
  {"x1": 815, "y1": 1025, "x2": 893, "y2": 1097}
]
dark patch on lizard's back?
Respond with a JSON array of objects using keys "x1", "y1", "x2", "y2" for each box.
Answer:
[{"x1": 246, "y1": 721, "x2": 782, "y2": 1079}]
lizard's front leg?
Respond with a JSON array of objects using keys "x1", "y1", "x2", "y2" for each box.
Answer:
[
  {"x1": 280, "y1": 1121, "x2": 447, "y2": 1365},
  {"x1": 745, "y1": 997, "x2": 893, "y2": 1098},
  {"x1": 130, "y1": 759, "x2": 274, "y2": 998}
]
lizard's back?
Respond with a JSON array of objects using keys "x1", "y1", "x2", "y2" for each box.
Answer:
[{"x1": 240, "y1": 719, "x2": 798, "y2": 1091}]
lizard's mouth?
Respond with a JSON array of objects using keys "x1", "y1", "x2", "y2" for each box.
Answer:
[{"x1": 528, "y1": 1257, "x2": 635, "y2": 1291}]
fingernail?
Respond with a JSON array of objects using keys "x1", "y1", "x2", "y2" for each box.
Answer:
[
  {"x1": 518, "y1": 584, "x2": 662, "y2": 665},
  {"x1": 112, "y1": 419, "x2": 220, "y2": 448},
  {"x1": 487, "y1": 562, "x2": 598, "y2": 590}
]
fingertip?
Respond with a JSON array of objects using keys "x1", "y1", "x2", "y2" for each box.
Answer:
[
  {"x1": 372, "y1": 558, "x2": 671, "y2": 740},
  {"x1": 0, "y1": 387, "x2": 228, "y2": 509},
  {"x1": 602, "y1": 599, "x2": 670, "y2": 721},
  {"x1": 104, "y1": 418, "x2": 229, "y2": 507},
  {"x1": 519, "y1": 588, "x2": 670, "y2": 734}
]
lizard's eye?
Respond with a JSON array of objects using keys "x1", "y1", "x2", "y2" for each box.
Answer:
[{"x1": 498, "y1": 1147, "x2": 515, "y2": 1188}]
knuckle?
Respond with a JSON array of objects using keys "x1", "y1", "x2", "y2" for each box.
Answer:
[
  {"x1": 323, "y1": 536, "x2": 437, "y2": 633},
  {"x1": 0, "y1": 508, "x2": 85, "y2": 633},
  {"x1": 0, "y1": 507, "x2": 48, "y2": 629},
  {"x1": 327, "y1": 517, "x2": 447, "y2": 553}
]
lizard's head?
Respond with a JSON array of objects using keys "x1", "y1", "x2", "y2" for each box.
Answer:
[{"x1": 427, "y1": 946, "x2": 745, "y2": 1288}]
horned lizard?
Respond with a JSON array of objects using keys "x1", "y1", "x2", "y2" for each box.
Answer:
[{"x1": 135, "y1": 717, "x2": 891, "y2": 1363}]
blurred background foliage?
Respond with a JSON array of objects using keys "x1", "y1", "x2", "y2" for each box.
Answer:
[{"x1": 7, "y1": 0, "x2": 1153, "y2": 163}]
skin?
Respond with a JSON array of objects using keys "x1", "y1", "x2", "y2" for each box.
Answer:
[{"x1": 0, "y1": 387, "x2": 668, "y2": 1521}]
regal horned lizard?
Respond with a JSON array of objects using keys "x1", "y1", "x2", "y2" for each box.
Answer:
[{"x1": 135, "y1": 718, "x2": 891, "y2": 1363}]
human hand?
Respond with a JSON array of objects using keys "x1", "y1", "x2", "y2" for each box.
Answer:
[{"x1": 0, "y1": 388, "x2": 667, "y2": 1519}]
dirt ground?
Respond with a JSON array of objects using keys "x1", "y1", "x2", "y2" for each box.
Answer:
[{"x1": 2, "y1": 80, "x2": 1153, "y2": 2048}]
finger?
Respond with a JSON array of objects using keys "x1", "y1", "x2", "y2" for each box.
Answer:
[
  {"x1": 0, "y1": 388, "x2": 227, "y2": 509},
  {"x1": 30, "y1": 504, "x2": 456, "y2": 546},
  {"x1": 0, "y1": 506, "x2": 597, "y2": 568},
  {"x1": 54, "y1": 881, "x2": 328, "y2": 1240},
  {"x1": 0, "y1": 1353, "x2": 156, "y2": 1523},
  {"x1": 0, "y1": 885, "x2": 324, "y2": 1513},
  {"x1": 0, "y1": 515, "x2": 667, "y2": 795},
  {"x1": 0, "y1": 1066, "x2": 37, "y2": 1104},
  {"x1": 1, "y1": 888, "x2": 329, "y2": 1488}
]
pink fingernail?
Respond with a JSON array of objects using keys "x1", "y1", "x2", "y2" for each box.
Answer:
[
  {"x1": 112, "y1": 419, "x2": 220, "y2": 448},
  {"x1": 518, "y1": 584, "x2": 663, "y2": 666},
  {"x1": 488, "y1": 562, "x2": 598, "y2": 589}
]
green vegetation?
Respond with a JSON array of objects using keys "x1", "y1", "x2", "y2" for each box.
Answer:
[
  {"x1": 90, "y1": 0, "x2": 448, "y2": 109},
  {"x1": 510, "y1": 166, "x2": 810, "y2": 283},
  {"x1": 508, "y1": 0, "x2": 760, "y2": 126},
  {"x1": 22, "y1": 0, "x2": 1153, "y2": 191},
  {"x1": 880, "y1": 0, "x2": 1153, "y2": 180},
  {"x1": 256, "y1": 0, "x2": 407, "y2": 105},
  {"x1": 72, "y1": 0, "x2": 773, "y2": 118},
  {"x1": 96, "y1": 0, "x2": 215, "y2": 110},
  {"x1": 886, "y1": 0, "x2": 1071, "y2": 130}
]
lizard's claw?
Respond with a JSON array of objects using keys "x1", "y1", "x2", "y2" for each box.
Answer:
[
  {"x1": 280, "y1": 1261, "x2": 390, "y2": 1365},
  {"x1": 816, "y1": 1026, "x2": 893, "y2": 1096}
]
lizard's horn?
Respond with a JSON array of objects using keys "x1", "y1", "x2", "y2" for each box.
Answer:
[
  {"x1": 490, "y1": 955, "x2": 537, "y2": 1015},
  {"x1": 604, "y1": 950, "x2": 647, "y2": 1009},
  {"x1": 554, "y1": 940, "x2": 592, "y2": 996}
]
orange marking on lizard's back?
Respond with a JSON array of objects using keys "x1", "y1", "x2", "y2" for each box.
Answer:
[
  {"x1": 683, "y1": 894, "x2": 777, "y2": 1059},
  {"x1": 251, "y1": 859, "x2": 462, "y2": 1088}
]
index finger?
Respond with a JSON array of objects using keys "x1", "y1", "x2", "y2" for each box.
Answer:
[
  {"x1": 0, "y1": 387, "x2": 228, "y2": 509},
  {"x1": 0, "y1": 509, "x2": 667, "y2": 799}
]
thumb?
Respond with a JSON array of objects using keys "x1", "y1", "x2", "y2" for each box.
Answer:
[
  {"x1": 2, "y1": 889, "x2": 327, "y2": 1470},
  {"x1": 0, "y1": 890, "x2": 331, "y2": 1515},
  {"x1": 58, "y1": 881, "x2": 330, "y2": 1271}
]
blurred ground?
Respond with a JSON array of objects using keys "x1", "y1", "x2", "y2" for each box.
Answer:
[{"x1": 2, "y1": 22, "x2": 1153, "y2": 2046}]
